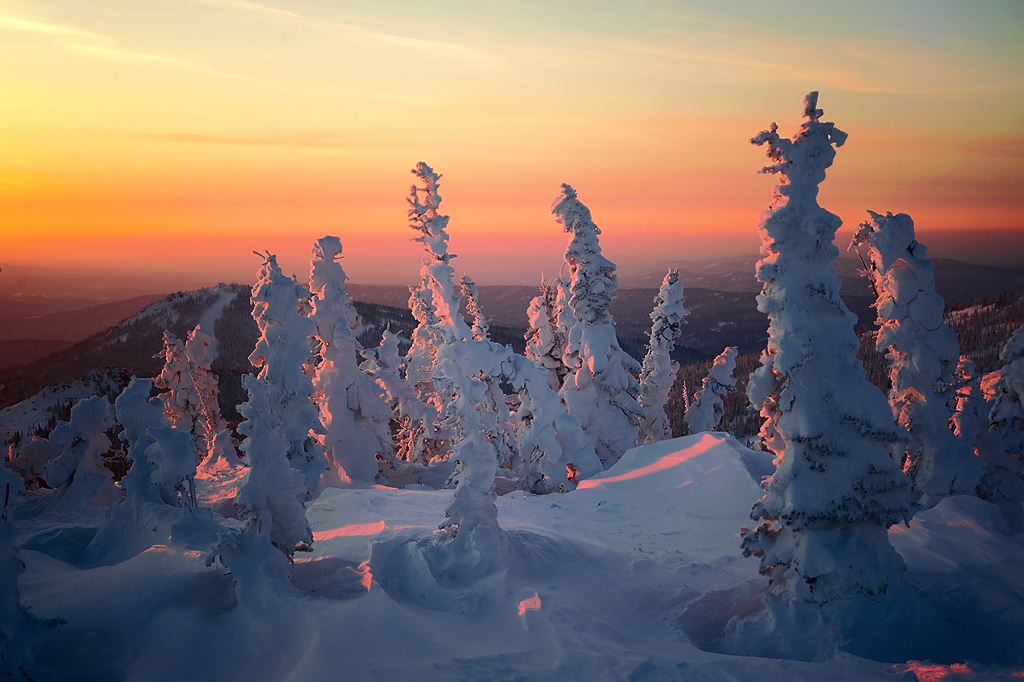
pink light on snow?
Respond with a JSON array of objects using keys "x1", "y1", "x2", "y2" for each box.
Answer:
[
  {"x1": 897, "y1": 661, "x2": 972, "y2": 681},
  {"x1": 313, "y1": 520, "x2": 388, "y2": 541},
  {"x1": 356, "y1": 560, "x2": 373, "y2": 591},
  {"x1": 518, "y1": 593, "x2": 542, "y2": 616},
  {"x1": 576, "y1": 434, "x2": 719, "y2": 489}
]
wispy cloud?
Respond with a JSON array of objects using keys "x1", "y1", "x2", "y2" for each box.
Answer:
[
  {"x1": 128, "y1": 131, "x2": 392, "y2": 149},
  {"x1": 0, "y1": 11, "x2": 209, "y2": 71},
  {"x1": 189, "y1": 0, "x2": 508, "y2": 69}
]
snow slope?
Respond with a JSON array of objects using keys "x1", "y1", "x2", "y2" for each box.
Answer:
[{"x1": 12, "y1": 434, "x2": 1024, "y2": 681}]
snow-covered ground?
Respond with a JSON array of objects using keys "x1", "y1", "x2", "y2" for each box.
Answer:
[{"x1": 12, "y1": 434, "x2": 1024, "y2": 681}]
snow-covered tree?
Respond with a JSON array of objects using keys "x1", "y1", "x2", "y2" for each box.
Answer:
[
  {"x1": 980, "y1": 327, "x2": 1024, "y2": 530},
  {"x1": 851, "y1": 211, "x2": 981, "y2": 504},
  {"x1": 360, "y1": 329, "x2": 441, "y2": 466},
  {"x1": 952, "y1": 358, "x2": 1024, "y2": 531},
  {"x1": 43, "y1": 396, "x2": 119, "y2": 507},
  {"x1": 685, "y1": 346, "x2": 738, "y2": 435},
  {"x1": 553, "y1": 184, "x2": 643, "y2": 467},
  {"x1": 249, "y1": 252, "x2": 326, "y2": 496},
  {"x1": 459, "y1": 275, "x2": 490, "y2": 342},
  {"x1": 638, "y1": 270, "x2": 688, "y2": 443},
  {"x1": 524, "y1": 278, "x2": 569, "y2": 390},
  {"x1": 154, "y1": 326, "x2": 226, "y2": 459},
  {"x1": 309, "y1": 236, "x2": 393, "y2": 486},
  {"x1": 233, "y1": 373, "x2": 313, "y2": 558},
  {"x1": 405, "y1": 279, "x2": 443, "y2": 392},
  {"x1": 741, "y1": 93, "x2": 911, "y2": 606}
]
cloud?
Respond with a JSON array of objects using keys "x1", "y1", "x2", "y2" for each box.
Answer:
[
  {"x1": 128, "y1": 131, "x2": 391, "y2": 149},
  {"x1": 0, "y1": 10, "x2": 209, "y2": 72}
]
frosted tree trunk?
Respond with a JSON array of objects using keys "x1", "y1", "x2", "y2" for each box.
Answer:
[
  {"x1": 740, "y1": 93, "x2": 911, "y2": 606},
  {"x1": 638, "y1": 270, "x2": 688, "y2": 443},
  {"x1": 553, "y1": 184, "x2": 643, "y2": 467},
  {"x1": 309, "y1": 236, "x2": 394, "y2": 486},
  {"x1": 684, "y1": 346, "x2": 738, "y2": 435},
  {"x1": 851, "y1": 211, "x2": 981, "y2": 504}
]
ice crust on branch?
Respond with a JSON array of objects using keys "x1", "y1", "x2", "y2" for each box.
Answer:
[
  {"x1": 740, "y1": 93, "x2": 911, "y2": 606},
  {"x1": 248, "y1": 252, "x2": 326, "y2": 496},
  {"x1": 685, "y1": 346, "x2": 738, "y2": 435},
  {"x1": 553, "y1": 184, "x2": 643, "y2": 467},
  {"x1": 309, "y1": 236, "x2": 393, "y2": 486},
  {"x1": 638, "y1": 270, "x2": 688, "y2": 443},
  {"x1": 851, "y1": 211, "x2": 981, "y2": 504}
]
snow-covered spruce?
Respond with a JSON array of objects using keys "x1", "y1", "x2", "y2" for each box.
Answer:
[
  {"x1": 248, "y1": 252, "x2": 326, "y2": 496},
  {"x1": 952, "y1": 358, "x2": 1024, "y2": 532},
  {"x1": 740, "y1": 93, "x2": 911, "y2": 609},
  {"x1": 309, "y1": 236, "x2": 394, "y2": 486},
  {"x1": 459, "y1": 274, "x2": 490, "y2": 342},
  {"x1": 360, "y1": 329, "x2": 442, "y2": 467},
  {"x1": 638, "y1": 270, "x2": 688, "y2": 443},
  {"x1": 684, "y1": 346, "x2": 738, "y2": 435},
  {"x1": 154, "y1": 326, "x2": 226, "y2": 460},
  {"x1": 524, "y1": 278, "x2": 569, "y2": 391},
  {"x1": 981, "y1": 325, "x2": 1024, "y2": 529},
  {"x1": 42, "y1": 395, "x2": 119, "y2": 508},
  {"x1": 229, "y1": 373, "x2": 313, "y2": 559},
  {"x1": 851, "y1": 211, "x2": 981, "y2": 504},
  {"x1": 553, "y1": 184, "x2": 644, "y2": 467}
]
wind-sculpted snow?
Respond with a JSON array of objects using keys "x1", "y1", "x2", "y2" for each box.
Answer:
[{"x1": 10, "y1": 434, "x2": 1023, "y2": 680}]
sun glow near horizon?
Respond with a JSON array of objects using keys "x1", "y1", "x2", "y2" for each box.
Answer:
[{"x1": 2, "y1": 0, "x2": 1022, "y2": 286}]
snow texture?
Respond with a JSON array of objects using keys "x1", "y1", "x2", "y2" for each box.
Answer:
[
  {"x1": 852, "y1": 210, "x2": 981, "y2": 504},
  {"x1": 638, "y1": 270, "x2": 689, "y2": 443},
  {"x1": 309, "y1": 236, "x2": 393, "y2": 487},
  {"x1": 248, "y1": 252, "x2": 326, "y2": 496},
  {"x1": 741, "y1": 93, "x2": 912, "y2": 609},
  {"x1": 685, "y1": 346, "x2": 738, "y2": 435},
  {"x1": 553, "y1": 183, "x2": 644, "y2": 468}
]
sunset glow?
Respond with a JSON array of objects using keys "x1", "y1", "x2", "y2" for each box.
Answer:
[{"x1": 2, "y1": 1, "x2": 1022, "y2": 285}]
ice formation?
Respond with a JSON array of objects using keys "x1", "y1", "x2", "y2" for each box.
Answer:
[
  {"x1": 740, "y1": 93, "x2": 912, "y2": 616},
  {"x1": 851, "y1": 211, "x2": 981, "y2": 504},
  {"x1": 309, "y1": 236, "x2": 393, "y2": 486},
  {"x1": 248, "y1": 252, "x2": 326, "y2": 496},
  {"x1": 553, "y1": 184, "x2": 643, "y2": 467},
  {"x1": 685, "y1": 346, "x2": 738, "y2": 435},
  {"x1": 638, "y1": 270, "x2": 688, "y2": 443}
]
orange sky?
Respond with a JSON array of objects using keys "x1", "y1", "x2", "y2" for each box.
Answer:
[{"x1": 2, "y1": 1, "x2": 1022, "y2": 285}]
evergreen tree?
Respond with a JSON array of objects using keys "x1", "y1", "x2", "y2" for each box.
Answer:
[
  {"x1": 43, "y1": 396, "x2": 119, "y2": 507},
  {"x1": 685, "y1": 346, "x2": 738, "y2": 434},
  {"x1": 524, "y1": 278, "x2": 569, "y2": 391},
  {"x1": 553, "y1": 184, "x2": 643, "y2": 467},
  {"x1": 248, "y1": 252, "x2": 326, "y2": 496},
  {"x1": 638, "y1": 270, "x2": 688, "y2": 443},
  {"x1": 154, "y1": 326, "x2": 226, "y2": 459},
  {"x1": 459, "y1": 274, "x2": 490, "y2": 342},
  {"x1": 851, "y1": 211, "x2": 981, "y2": 504},
  {"x1": 741, "y1": 93, "x2": 911, "y2": 606},
  {"x1": 309, "y1": 236, "x2": 393, "y2": 486}
]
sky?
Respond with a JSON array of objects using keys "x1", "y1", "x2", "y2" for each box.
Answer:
[{"x1": 2, "y1": 0, "x2": 1023, "y2": 286}]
